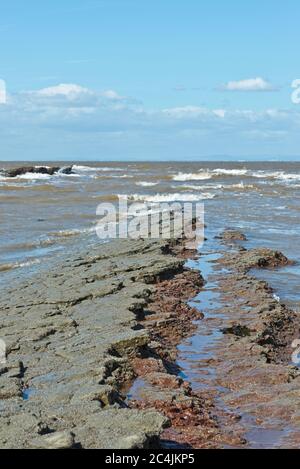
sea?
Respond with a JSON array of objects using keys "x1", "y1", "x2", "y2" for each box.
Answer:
[{"x1": 1, "y1": 161, "x2": 299, "y2": 310}]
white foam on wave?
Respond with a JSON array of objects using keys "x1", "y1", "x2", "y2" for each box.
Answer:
[
  {"x1": 72, "y1": 165, "x2": 101, "y2": 172},
  {"x1": 172, "y1": 183, "x2": 222, "y2": 191},
  {"x1": 18, "y1": 173, "x2": 51, "y2": 180},
  {"x1": 221, "y1": 182, "x2": 256, "y2": 190},
  {"x1": 212, "y1": 168, "x2": 249, "y2": 176},
  {"x1": 172, "y1": 172, "x2": 212, "y2": 181},
  {"x1": 273, "y1": 294, "x2": 281, "y2": 303},
  {"x1": 172, "y1": 182, "x2": 255, "y2": 191},
  {"x1": 100, "y1": 174, "x2": 133, "y2": 179},
  {"x1": 73, "y1": 165, "x2": 123, "y2": 172},
  {"x1": 136, "y1": 181, "x2": 159, "y2": 187},
  {"x1": 271, "y1": 172, "x2": 300, "y2": 181},
  {"x1": 122, "y1": 192, "x2": 216, "y2": 202},
  {"x1": 172, "y1": 168, "x2": 249, "y2": 181},
  {"x1": 49, "y1": 226, "x2": 96, "y2": 238},
  {"x1": 250, "y1": 170, "x2": 300, "y2": 181},
  {"x1": 172, "y1": 168, "x2": 300, "y2": 184}
]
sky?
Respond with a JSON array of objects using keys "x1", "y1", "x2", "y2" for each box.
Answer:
[{"x1": 1, "y1": 0, "x2": 300, "y2": 161}]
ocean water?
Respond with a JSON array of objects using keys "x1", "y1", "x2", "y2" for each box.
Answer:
[{"x1": 1, "y1": 161, "x2": 300, "y2": 309}]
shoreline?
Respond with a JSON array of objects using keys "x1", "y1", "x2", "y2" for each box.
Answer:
[{"x1": 0, "y1": 228, "x2": 299, "y2": 448}]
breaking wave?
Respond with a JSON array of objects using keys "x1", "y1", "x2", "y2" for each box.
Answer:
[
  {"x1": 135, "y1": 181, "x2": 159, "y2": 187},
  {"x1": 173, "y1": 182, "x2": 256, "y2": 191},
  {"x1": 17, "y1": 173, "x2": 51, "y2": 180},
  {"x1": 172, "y1": 172, "x2": 212, "y2": 181},
  {"x1": 171, "y1": 168, "x2": 300, "y2": 184},
  {"x1": 212, "y1": 168, "x2": 249, "y2": 176},
  {"x1": 122, "y1": 192, "x2": 216, "y2": 202},
  {"x1": 250, "y1": 170, "x2": 300, "y2": 181},
  {"x1": 73, "y1": 165, "x2": 124, "y2": 172}
]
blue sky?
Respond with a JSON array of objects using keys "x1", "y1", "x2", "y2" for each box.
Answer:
[{"x1": 1, "y1": 0, "x2": 300, "y2": 161}]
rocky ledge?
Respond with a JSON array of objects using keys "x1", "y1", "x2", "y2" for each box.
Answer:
[
  {"x1": 1, "y1": 227, "x2": 299, "y2": 449},
  {"x1": 0, "y1": 165, "x2": 74, "y2": 178},
  {"x1": 125, "y1": 229, "x2": 300, "y2": 448},
  {"x1": 0, "y1": 231, "x2": 203, "y2": 449}
]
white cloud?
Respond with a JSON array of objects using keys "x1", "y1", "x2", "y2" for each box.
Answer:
[
  {"x1": 25, "y1": 84, "x2": 128, "y2": 110},
  {"x1": 161, "y1": 106, "x2": 228, "y2": 121},
  {"x1": 1, "y1": 82, "x2": 300, "y2": 159},
  {"x1": 222, "y1": 77, "x2": 277, "y2": 92},
  {"x1": 162, "y1": 106, "x2": 209, "y2": 118},
  {"x1": 35, "y1": 83, "x2": 91, "y2": 98},
  {"x1": 1, "y1": 83, "x2": 297, "y2": 133},
  {"x1": 101, "y1": 90, "x2": 123, "y2": 100},
  {"x1": 213, "y1": 109, "x2": 226, "y2": 118}
]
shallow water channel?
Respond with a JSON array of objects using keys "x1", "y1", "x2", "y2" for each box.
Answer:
[{"x1": 127, "y1": 234, "x2": 297, "y2": 448}]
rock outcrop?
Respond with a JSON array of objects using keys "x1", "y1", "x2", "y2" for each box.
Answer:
[
  {"x1": 0, "y1": 165, "x2": 74, "y2": 178},
  {"x1": 0, "y1": 237, "x2": 191, "y2": 448}
]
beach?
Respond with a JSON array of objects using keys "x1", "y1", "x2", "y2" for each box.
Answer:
[
  {"x1": 1, "y1": 162, "x2": 300, "y2": 303},
  {"x1": 2, "y1": 0, "x2": 300, "y2": 455},
  {"x1": 0, "y1": 163, "x2": 300, "y2": 449}
]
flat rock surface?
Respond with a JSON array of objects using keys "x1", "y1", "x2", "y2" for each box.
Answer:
[
  {"x1": 0, "y1": 237, "x2": 182, "y2": 448},
  {"x1": 1, "y1": 226, "x2": 299, "y2": 449}
]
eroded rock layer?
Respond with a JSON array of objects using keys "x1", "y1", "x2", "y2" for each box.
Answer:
[
  {"x1": 0, "y1": 238, "x2": 188, "y2": 448},
  {"x1": 1, "y1": 228, "x2": 299, "y2": 449}
]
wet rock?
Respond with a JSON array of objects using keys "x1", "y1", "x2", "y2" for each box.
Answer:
[
  {"x1": 109, "y1": 331, "x2": 149, "y2": 357},
  {"x1": 221, "y1": 324, "x2": 252, "y2": 338},
  {"x1": 28, "y1": 431, "x2": 76, "y2": 449},
  {"x1": 70, "y1": 384, "x2": 123, "y2": 408},
  {"x1": 0, "y1": 378, "x2": 22, "y2": 399},
  {"x1": 3, "y1": 220, "x2": 297, "y2": 449},
  {"x1": 131, "y1": 358, "x2": 165, "y2": 376},
  {"x1": 74, "y1": 409, "x2": 169, "y2": 449},
  {"x1": 5, "y1": 361, "x2": 24, "y2": 379},
  {"x1": 0, "y1": 165, "x2": 74, "y2": 178},
  {"x1": 145, "y1": 269, "x2": 204, "y2": 357},
  {"x1": 58, "y1": 166, "x2": 74, "y2": 175},
  {"x1": 0, "y1": 236, "x2": 191, "y2": 448},
  {"x1": 0, "y1": 413, "x2": 42, "y2": 448},
  {"x1": 132, "y1": 390, "x2": 237, "y2": 449},
  {"x1": 217, "y1": 229, "x2": 247, "y2": 242},
  {"x1": 0, "y1": 166, "x2": 60, "y2": 178},
  {"x1": 206, "y1": 236, "x2": 300, "y2": 448},
  {"x1": 127, "y1": 228, "x2": 300, "y2": 449},
  {"x1": 135, "y1": 260, "x2": 185, "y2": 284},
  {"x1": 146, "y1": 372, "x2": 183, "y2": 390},
  {"x1": 223, "y1": 248, "x2": 291, "y2": 272},
  {"x1": 127, "y1": 257, "x2": 244, "y2": 449}
]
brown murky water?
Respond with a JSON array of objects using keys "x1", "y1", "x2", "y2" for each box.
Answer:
[{"x1": 1, "y1": 161, "x2": 300, "y2": 310}]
